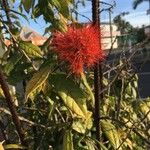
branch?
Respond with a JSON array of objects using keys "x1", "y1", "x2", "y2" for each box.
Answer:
[
  {"x1": 0, "y1": 68, "x2": 26, "y2": 145},
  {"x1": 0, "y1": 107, "x2": 71, "y2": 129},
  {"x1": 100, "y1": 109, "x2": 150, "y2": 148},
  {"x1": 1, "y1": 0, "x2": 27, "y2": 145}
]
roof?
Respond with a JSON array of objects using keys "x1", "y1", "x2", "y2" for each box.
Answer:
[
  {"x1": 145, "y1": 25, "x2": 150, "y2": 29},
  {"x1": 80, "y1": 22, "x2": 117, "y2": 26},
  {"x1": 20, "y1": 26, "x2": 47, "y2": 46}
]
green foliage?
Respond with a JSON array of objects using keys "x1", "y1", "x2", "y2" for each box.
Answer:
[
  {"x1": 135, "y1": 27, "x2": 147, "y2": 43},
  {"x1": 101, "y1": 120, "x2": 121, "y2": 149},
  {"x1": 4, "y1": 51, "x2": 23, "y2": 75},
  {"x1": 49, "y1": 73, "x2": 88, "y2": 117},
  {"x1": 19, "y1": 41, "x2": 43, "y2": 59},
  {"x1": 21, "y1": 0, "x2": 34, "y2": 13},
  {"x1": 0, "y1": 0, "x2": 150, "y2": 149},
  {"x1": 25, "y1": 66, "x2": 51, "y2": 100},
  {"x1": 133, "y1": 0, "x2": 149, "y2": 9}
]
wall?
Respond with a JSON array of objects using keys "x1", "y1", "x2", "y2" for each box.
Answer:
[
  {"x1": 145, "y1": 26, "x2": 150, "y2": 38},
  {"x1": 101, "y1": 24, "x2": 120, "y2": 50}
]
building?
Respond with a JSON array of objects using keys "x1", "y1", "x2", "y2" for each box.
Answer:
[
  {"x1": 20, "y1": 26, "x2": 47, "y2": 46},
  {"x1": 1, "y1": 24, "x2": 121, "y2": 53},
  {"x1": 101, "y1": 22, "x2": 120, "y2": 50},
  {"x1": 144, "y1": 25, "x2": 150, "y2": 38}
]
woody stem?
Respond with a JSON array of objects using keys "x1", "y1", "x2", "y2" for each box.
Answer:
[
  {"x1": 92, "y1": 0, "x2": 103, "y2": 149},
  {"x1": 1, "y1": 0, "x2": 26, "y2": 145}
]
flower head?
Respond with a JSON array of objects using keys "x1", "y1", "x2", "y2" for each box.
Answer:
[{"x1": 52, "y1": 24, "x2": 105, "y2": 74}]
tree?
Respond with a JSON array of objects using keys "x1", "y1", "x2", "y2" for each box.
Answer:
[
  {"x1": 136, "y1": 26, "x2": 147, "y2": 42},
  {"x1": 133, "y1": 0, "x2": 150, "y2": 9},
  {"x1": 113, "y1": 12, "x2": 133, "y2": 34}
]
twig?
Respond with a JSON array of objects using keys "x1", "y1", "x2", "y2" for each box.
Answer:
[
  {"x1": 100, "y1": 39, "x2": 149, "y2": 95},
  {"x1": 0, "y1": 107, "x2": 71, "y2": 129},
  {"x1": 116, "y1": 109, "x2": 150, "y2": 149},
  {"x1": 71, "y1": 9, "x2": 92, "y2": 22},
  {"x1": 104, "y1": 108, "x2": 150, "y2": 148}
]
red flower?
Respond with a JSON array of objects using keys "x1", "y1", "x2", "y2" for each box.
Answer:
[{"x1": 52, "y1": 24, "x2": 105, "y2": 74}]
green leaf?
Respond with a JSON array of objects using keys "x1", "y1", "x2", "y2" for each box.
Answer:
[
  {"x1": 51, "y1": 0, "x2": 61, "y2": 9},
  {"x1": 81, "y1": 73, "x2": 94, "y2": 107},
  {"x1": 7, "y1": 62, "x2": 31, "y2": 85},
  {"x1": 58, "y1": 1, "x2": 70, "y2": 18},
  {"x1": 25, "y1": 66, "x2": 51, "y2": 100},
  {"x1": 21, "y1": 0, "x2": 33, "y2": 13},
  {"x1": 49, "y1": 74, "x2": 88, "y2": 118},
  {"x1": 32, "y1": 4, "x2": 42, "y2": 18},
  {"x1": 101, "y1": 120, "x2": 121, "y2": 149},
  {"x1": 19, "y1": 41, "x2": 43, "y2": 59},
  {"x1": 4, "y1": 144, "x2": 27, "y2": 149},
  {"x1": 4, "y1": 52, "x2": 23, "y2": 75},
  {"x1": 63, "y1": 130, "x2": 74, "y2": 150}
]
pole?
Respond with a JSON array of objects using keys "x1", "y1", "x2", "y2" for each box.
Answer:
[{"x1": 109, "y1": 9, "x2": 113, "y2": 49}]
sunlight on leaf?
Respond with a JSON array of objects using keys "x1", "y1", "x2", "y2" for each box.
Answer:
[
  {"x1": 25, "y1": 66, "x2": 51, "y2": 100},
  {"x1": 49, "y1": 73, "x2": 88, "y2": 117},
  {"x1": 4, "y1": 144, "x2": 27, "y2": 149},
  {"x1": 0, "y1": 141, "x2": 4, "y2": 150},
  {"x1": 19, "y1": 41, "x2": 43, "y2": 58},
  {"x1": 101, "y1": 120, "x2": 121, "y2": 149}
]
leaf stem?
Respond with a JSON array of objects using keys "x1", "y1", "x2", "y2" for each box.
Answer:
[{"x1": 81, "y1": 72, "x2": 95, "y2": 107}]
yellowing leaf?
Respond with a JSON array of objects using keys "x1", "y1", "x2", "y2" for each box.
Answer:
[
  {"x1": 4, "y1": 144, "x2": 27, "y2": 149},
  {"x1": 139, "y1": 101, "x2": 150, "y2": 121},
  {"x1": 0, "y1": 141, "x2": 4, "y2": 150},
  {"x1": 63, "y1": 130, "x2": 73, "y2": 150},
  {"x1": 0, "y1": 86, "x2": 4, "y2": 97},
  {"x1": 25, "y1": 66, "x2": 50, "y2": 100},
  {"x1": 58, "y1": 92, "x2": 85, "y2": 118},
  {"x1": 72, "y1": 112, "x2": 92, "y2": 134},
  {"x1": 101, "y1": 120, "x2": 121, "y2": 149},
  {"x1": 0, "y1": 86, "x2": 17, "y2": 106},
  {"x1": 49, "y1": 74, "x2": 88, "y2": 118}
]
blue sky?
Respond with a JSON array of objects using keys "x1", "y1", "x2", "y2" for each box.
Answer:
[
  {"x1": 78, "y1": 0, "x2": 149, "y2": 26},
  {"x1": 19, "y1": 0, "x2": 150, "y2": 34}
]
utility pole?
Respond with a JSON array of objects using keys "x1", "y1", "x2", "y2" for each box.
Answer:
[{"x1": 108, "y1": 8, "x2": 113, "y2": 49}]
